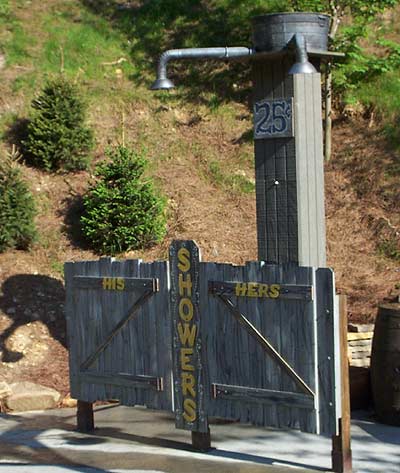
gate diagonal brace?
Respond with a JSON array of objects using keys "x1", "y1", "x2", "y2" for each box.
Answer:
[
  {"x1": 213, "y1": 293, "x2": 315, "y2": 397},
  {"x1": 80, "y1": 280, "x2": 158, "y2": 372}
]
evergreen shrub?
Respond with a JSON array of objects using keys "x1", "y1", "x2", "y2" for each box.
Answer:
[
  {"x1": 0, "y1": 150, "x2": 37, "y2": 252},
  {"x1": 81, "y1": 146, "x2": 167, "y2": 255},
  {"x1": 22, "y1": 77, "x2": 93, "y2": 171}
]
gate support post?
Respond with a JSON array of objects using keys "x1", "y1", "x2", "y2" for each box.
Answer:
[
  {"x1": 192, "y1": 428, "x2": 211, "y2": 451},
  {"x1": 77, "y1": 400, "x2": 94, "y2": 432},
  {"x1": 331, "y1": 296, "x2": 352, "y2": 473}
]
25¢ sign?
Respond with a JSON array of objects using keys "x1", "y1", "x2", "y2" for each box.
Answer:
[{"x1": 254, "y1": 98, "x2": 293, "y2": 139}]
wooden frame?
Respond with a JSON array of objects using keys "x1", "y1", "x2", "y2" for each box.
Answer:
[{"x1": 331, "y1": 296, "x2": 352, "y2": 473}]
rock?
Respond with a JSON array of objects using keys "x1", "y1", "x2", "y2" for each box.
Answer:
[
  {"x1": 349, "y1": 358, "x2": 370, "y2": 368},
  {"x1": 62, "y1": 394, "x2": 77, "y2": 408},
  {"x1": 0, "y1": 382, "x2": 12, "y2": 399},
  {"x1": 5, "y1": 382, "x2": 61, "y2": 412},
  {"x1": 348, "y1": 323, "x2": 374, "y2": 333}
]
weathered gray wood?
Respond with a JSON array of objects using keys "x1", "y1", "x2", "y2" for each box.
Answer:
[
  {"x1": 316, "y1": 268, "x2": 338, "y2": 435},
  {"x1": 208, "y1": 280, "x2": 312, "y2": 300},
  {"x1": 253, "y1": 58, "x2": 298, "y2": 264},
  {"x1": 253, "y1": 68, "x2": 326, "y2": 267},
  {"x1": 66, "y1": 245, "x2": 339, "y2": 436},
  {"x1": 212, "y1": 384, "x2": 314, "y2": 409},
  {"x1": 293, "y1": 74, "x2": 326, "y2": 267},
  {"x1": 154, "y1": 260, "x2": 173, "y2": 411},
  {"x1": 169, "y1": 240, "x2": 208, "y2": 433},
  {"x1": 65, "y1": 262, "x2": 80, "y2": 398},
  {"x1": 260, "y1": 263, "x2": 280, "y2": 427},
  {"x1": 73, "y1": 276, "x2": 157, "y2": 291},
  {"x1": 79, "y1": 372, "x2": 162, "y2": 390},
  {"x1": 294, "y1": 266, "x2": 317, "y2": 433},
  {"x1": 64, "y1": 258, "x2": 172, "y2": 411},
  {"x1": 215, "y1": 293, "x2": 314, "y2": 397},
  {"x1": 200, "y1": 259, "x2": 330, "y2": 434},
  {"x1": 80, "y1": 288, "x2": 156, "y2": 371},
  {"x1": 265, "y1": 263, "x2": 315, "y2": 431}
]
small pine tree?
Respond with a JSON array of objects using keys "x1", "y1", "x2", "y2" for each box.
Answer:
[
  {"x1": 0, "y1": 149, "x2": 37, "y2": 252},
  {"x1": 22, "y1": 77, "x2": 94, "y2": 171},
  {"x1": 81, "y1": 146, "x2": 167, "y2": 255}
]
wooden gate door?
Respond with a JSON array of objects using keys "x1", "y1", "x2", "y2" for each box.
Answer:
[
  {"x1": 65, "y1": 258, "x2": 172, "y2": 411},
  {"x1": 201, "y1": 260, "x2": 339, "y2": 435}
]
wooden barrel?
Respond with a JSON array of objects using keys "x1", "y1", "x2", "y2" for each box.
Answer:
[{"x1": 370, "y1": 303, "x2": 400, "y2": 425}]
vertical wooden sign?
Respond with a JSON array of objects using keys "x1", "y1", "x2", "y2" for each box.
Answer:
[{"x1": 169, "y1": 240, "x2": 208, "y2": 433}]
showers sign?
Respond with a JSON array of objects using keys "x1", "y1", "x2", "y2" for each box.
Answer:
[
  {"x1": 170, "y1": 240, "x2": 207, "y2": 433},
  {"x1": 254, "y1": 97, "x2": 293, "y2": 139}
]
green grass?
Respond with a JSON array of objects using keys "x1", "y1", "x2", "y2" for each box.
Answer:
[
  {"x1": 378, "y1": 238, "x2": 400, "y2": 262},
  {"x1": 207, "y1": 159, "x2": 255, "y2": 194},
  {"x1": 355, "y1": 72, "x2": 400, "y2": 149},
  {"x1": 0, "y1": 3, "x2": 138, "y2": 101}
]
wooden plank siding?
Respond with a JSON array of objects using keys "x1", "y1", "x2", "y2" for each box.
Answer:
[
  {"x1": 65, "y1": 249, "x2": 338, "y2": 435},
  {"x1": 200, "y1": 261, "x2": 335, "y2": 433},
  {"x1": 253, "y1": 58, "x2": 298, "y2": 264},
  {"x1": 253, "y1": 63, "x2": 326, "y2": 269},
  {"x1": 169, "y1": 240, "x2": 208, "y2": 433},
  {"x1": 64, "y1": 258, "x2": 172, "y2": 411},
  {"x1": 293, "y1": 73, "x2": 326, "y2": 268}
]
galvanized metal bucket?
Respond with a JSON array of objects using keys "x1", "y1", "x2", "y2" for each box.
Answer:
[{"x1": 252, "y1": 13, "x2": 330, "y2": 52}]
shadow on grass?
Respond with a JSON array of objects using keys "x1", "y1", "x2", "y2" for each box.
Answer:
[
  {"x1": 2, "y1": 117, "x2": 33, "y2": 165},
  {"x1": 61, "y1": 194, "x2": 91, "y2": 252}
]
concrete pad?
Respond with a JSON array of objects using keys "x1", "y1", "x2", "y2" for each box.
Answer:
[{"x1": 0, "y1": 406, "x2": 399, "y2": 473}]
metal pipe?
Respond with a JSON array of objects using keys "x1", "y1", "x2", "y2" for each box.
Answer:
[
  {"x1": 150, "y1": 36, "x2": 315, "y2": 90},
  {"x1": 287, "y1": 34, "x2": 317, "y2": 74},
  {"x1": 150, "y1": 46, "x2": 254, "y2": 90}
]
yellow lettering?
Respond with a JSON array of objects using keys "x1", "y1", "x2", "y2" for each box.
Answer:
[
  {"x1": 179, "y1": 298, "x2": 194, "y2": 322},
  {"x1": 269, "y1": 284, "x2": 281, "y2": 299},
  {"x1": 116, "y1": 278, "x2": 125, "y2": 291},
  {"x1": 102, "y1": 278, "x2": 114, "y2": 290},
  {"x1": 178, "y1": 323, "x2": 197, "y2": 347},
  {"x1": 247, "y1": 282, "x2": 258, "y2": 297},
  {"x1": 180, "y1": 348, "x2": 194, "y2": 371},
  {"x1": 183, "y1": 398, "x2": 197, "y2": 422},
  {"x1": 178, "y1": 248, "x2": 191, "y2": 272},
  {"x1": 179, "y1": 273, "x2": 192, "y2": 297},
  {"x1": 235, "y1": 283, "x2": 247, "y2": 297},
  {"x1": 258, "y1": 284, "x2": 269, "y2": 298},
  {"x1": 181, "y1": 372, "x2": 196, "y2": 397}
]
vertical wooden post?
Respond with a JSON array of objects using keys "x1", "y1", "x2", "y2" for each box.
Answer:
[
  {"x1": 252, "y1": 59, "x2": 327, "y2": 268},
  {"x1": 77, "y1": 400, "x2": 94, "y2": 432},
  {"x1": 331, "y1": 296, "x2": 352, "y2": 473},
  {"x1": 192, "y1": 428, "x2": 211, "y2": 451},
  {"x1": 169, "y1": 240, "x2": 210, "y2": 450}
]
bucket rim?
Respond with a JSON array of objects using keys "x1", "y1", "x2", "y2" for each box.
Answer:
[
  {"x1": 252, "y1": 12, "x2": 331, "y2": 23},
  {"x1": 378, "y1": 302, "x2": 400, "y2": 312}
]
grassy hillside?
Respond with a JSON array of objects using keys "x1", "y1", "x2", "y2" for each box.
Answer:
[{"x1": 0, "y1": 0, "x2": 399, "y2": 395}]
